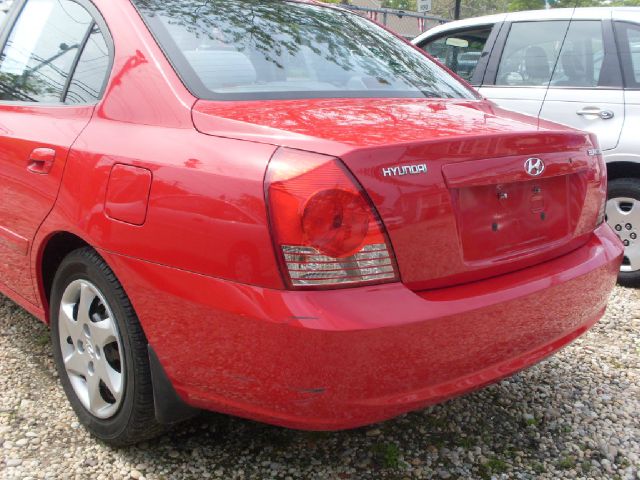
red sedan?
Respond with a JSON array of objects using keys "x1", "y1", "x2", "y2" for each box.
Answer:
[{"x1": 0, "y1": 0, "x2": 622, "y2": 445}]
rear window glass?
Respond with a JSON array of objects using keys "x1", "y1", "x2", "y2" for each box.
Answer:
[
  {"x1": 496, "y1": 21, "x2": 569, "y2": 86},
  {"x1": 615, "y1": 21, "x2": 640, "y2": 87},
  {"x1": 131, "y1": 0, "x2": 476, "y2": 101}
]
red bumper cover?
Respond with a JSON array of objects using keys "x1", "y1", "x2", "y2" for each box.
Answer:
[{"x1": 104, "y1": 224, "x2": 622, "y2": 430}]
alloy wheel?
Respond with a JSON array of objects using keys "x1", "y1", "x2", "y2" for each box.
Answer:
[
  {"x1": 606, "y1": 196, "x2": 640, "y2": 272},
  {"x1": 58, "y1": 279, "x2": 125, "y2": 419}
]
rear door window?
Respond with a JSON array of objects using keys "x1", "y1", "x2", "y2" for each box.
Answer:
[
  {"x1": 550, "y1": 21, "x2": 604, "y2": 87},
  {"x1": 615, "y1": 21, "x2": 640, "y2": 87},
  {"x1": 496, "y1": 21, "x2": 569, "y2": 86},
  {"x1": 420, "y1": 26, "x2": 493, "y2": 82},
  {"x1": 0, "y1": 0, "x2": 93, "y2": 102},
  {"x1": 64, "y1": 24, "x2": 110, "y2": 104}
]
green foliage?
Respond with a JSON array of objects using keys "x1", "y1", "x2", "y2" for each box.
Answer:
[
  {"x1": 372, "y1": 442, "x2": 401, "y2": 469},
  {"x1": 322, "y1": 0, "x2": 640, "y2": 18},
  {"x1": 509, "y1": 0, "x2": 640, "y2": 11},
  {"x1": 557, "y1": 456, "x2": 576, "y2": 470},
  {"x1": 0, "y1": 72, "x2": 51, "y2": 102},
  {"x1": 318, "y1": 0, "x2": 418, "y2": 9},
  {"x1": 479, "y1": 457, "x2": 508, "y2": 478},
  {"x1": 382, "y1": 0, "x2": 418, "y2": 9},
  {"x1": 507, "y1": 0, "x2": 544, "y2": 11}
]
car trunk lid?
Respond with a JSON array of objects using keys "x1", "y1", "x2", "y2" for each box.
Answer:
[
  {"x1": 339, "y1": 131, "x2": 604, "y2": 289},
  {"x1": 192, "y1": 98, "x2": 605, "y2": 289}
]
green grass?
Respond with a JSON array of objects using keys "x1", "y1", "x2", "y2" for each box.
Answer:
[
  {"x1": 532, "y1": 461, "x2": 545, "y2": 474},
  {"x1": 558, "y1": 456, "x2": 576, "y2": 470},
  {"x1": 372, "y1": 442, "x2": 401, "y2": 469},
  {"x1": 478, "y1": 457, "x2": 508, "y2": 479}
]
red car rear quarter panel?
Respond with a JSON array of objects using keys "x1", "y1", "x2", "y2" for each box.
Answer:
[
  {"x1": 32, "y1": 0, "x2": 283, "y2": 298},
  {"x1": 40, "y1": 120, "x2": 281, "y2": 289}
]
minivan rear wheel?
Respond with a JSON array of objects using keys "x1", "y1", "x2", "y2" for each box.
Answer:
[
  {"x1": 607, "y1": 177, "x2": 640, "y2": 287},
  {"x1": 50, "y1": 247, "x2": 163, "y2": 446}
]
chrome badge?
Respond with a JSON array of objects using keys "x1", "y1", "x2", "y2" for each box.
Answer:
[
  {"x1": 382, "y1": 164, "x2": 428, "y2": 177},
  {"x1": 524, "y1": 157, "x2": 545, "y2": 177},
  {"x1": 588, "y1": 148, "x2": 602, "y2": 157}
]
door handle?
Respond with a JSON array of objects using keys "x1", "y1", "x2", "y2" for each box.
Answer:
[
  {"x1": 27, "y1": 148, "x2": 56, "y2": 174},
  {"x1": 576, "y1": 107, "x2": 615, "y2": 120}
]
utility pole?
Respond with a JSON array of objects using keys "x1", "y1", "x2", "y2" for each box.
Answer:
[{"x1": 454, "y1": 0, "x2": 461, "y2": 19}]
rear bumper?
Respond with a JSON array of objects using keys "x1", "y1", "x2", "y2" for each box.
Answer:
[{"x1": 103, "y1": 224, "x2": 623, "y2": 430}]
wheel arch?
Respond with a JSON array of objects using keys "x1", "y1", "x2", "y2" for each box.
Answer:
[
  {"x1": 607, "y1": 161, "x2": 640, "y2": 182},
  {"x1": 36, "y1": 231, "x2": 92, "y2": 323}
]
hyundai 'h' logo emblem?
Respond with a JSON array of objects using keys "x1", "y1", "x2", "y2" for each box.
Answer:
[{"x1": 524, "y1": 158, "x2": 545, "y2": 177}]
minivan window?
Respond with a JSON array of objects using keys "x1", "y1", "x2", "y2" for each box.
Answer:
[
  {"x1": 550, "y1": 21, "x2": 604, "y2": 88},
  {"x1": 132, "y1": 0, "x2": 476, "y2": 101},
  {"x1": 496, "y1": 21, "x2": 569, "y2": 86},
  {"x1": 616, "y1": 22, "x2": 640, "y2": 87},
  {"x1": 631, "y1": 26, "x2": 640, "y2": 83},
  {"x1": 421, "y1": 26, "x2": 492, "y2": 82},
  {"x1": 0, "y1": 0, "x2": 93, "y2": 102}
]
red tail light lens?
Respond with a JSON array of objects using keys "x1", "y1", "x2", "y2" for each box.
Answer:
[
  {"x1": 265, "y1": 148, "x2": 399, "y2": 289},
  {"x1": 589, "y1": 134, "x2": 607, "y2": 226}
]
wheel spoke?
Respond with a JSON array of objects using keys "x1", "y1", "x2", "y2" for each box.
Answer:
[
  {"x1": 626, "y1": 244, "x2": 640, "y2": 270},
  {"x1": 90, "y1": 317, "x2": 117, "y2": 349},
  {"x1": 607, "y1": 197, "x2": 640, "y2": 225},
  {"x1": 64, "y1": 350, "x2": 87, "y2": 377},
  {"x1": 606, "y1": 200, "x2": 626, "y2": 226},
  {"x1": 86, "y1": 371, "x2": 106, "y2": 412},
  {"x1": 59, "y1": 302, "x2": 82, "y2": 341},
  {"x1": 77, "y1": 282, "x2": 96, "y2": 324},
  {"x1": 96, "y1": 357, "x2": 123, "y2": 401},
  {"x1": 628, "y1": 200, "x2": 640, "y2": 225}
]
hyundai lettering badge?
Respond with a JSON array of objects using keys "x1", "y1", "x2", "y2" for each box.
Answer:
[{"x1": 382, "y1": 164, "x2": 428, "y2": 177}]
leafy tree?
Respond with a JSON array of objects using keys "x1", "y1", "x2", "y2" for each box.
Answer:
[
  {"x1": 381, "y1": 0, "x2": 418, "y2": 9},
  {"x1": 509, "y1": 0, "x2": 640, "y2": 11},
  {"x1": 428, "y1": 0, "x2": 507, "y2": 18},
  {"x1": 506, "y1": 0, "x2": 544, "y2": 10}
]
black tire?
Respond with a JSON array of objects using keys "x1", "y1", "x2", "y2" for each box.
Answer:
[
  {"x1": 50, "y1": 247, "x2": 163, "y2": 446},
  {"x1": 607, "y1": 177, "x2": 640, "y2": 288}
]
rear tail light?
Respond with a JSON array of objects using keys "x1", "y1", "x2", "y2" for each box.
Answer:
[
  {"x1": 597, "y1": 194, "x2": 606, "y2": 227},
  {"x1": 589, "y1": 135, "x2": 607, "y2": 226},
  {"x1": 265, "y1": 148, "x2": 399, "y2": 289}
]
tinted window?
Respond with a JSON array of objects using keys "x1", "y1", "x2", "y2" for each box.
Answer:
[
  {"x1": 65, "y1": 24, "x2": 110, "y2": 104},
  {"x1": 0, "y1": 0, "x2": 93, "y2": 102},
  {"x1": 422, "y1": 26, "x2": 492, "y2": 82},
  {"x1": 551, "y1": 21, "x2": 604, "y2": 88},
  {"x1": 132, "y1": 0, "x2": 476, "y2": 101},
  {"x1": 496, "y1": 21, "x2": 569, "y2": 86},
  {"x1": 616, "y1": 21, "x2": 640, "y2": 87}
]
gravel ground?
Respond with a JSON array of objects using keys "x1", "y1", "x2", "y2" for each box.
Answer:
[{"x1": 1, "y1": 287, "x2": 639, "y2": 480}]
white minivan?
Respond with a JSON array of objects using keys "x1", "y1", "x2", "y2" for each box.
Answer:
[{"x1": 414, "y1": 8, "x2": 640, "y2": 285}]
